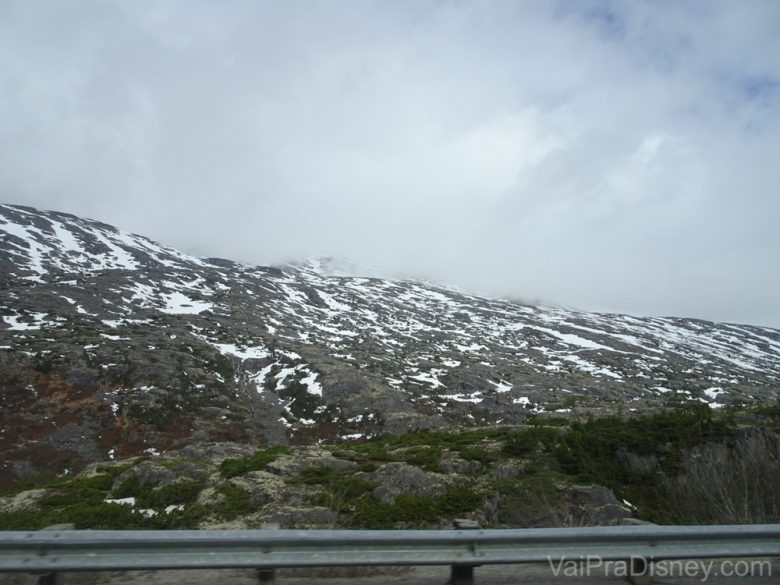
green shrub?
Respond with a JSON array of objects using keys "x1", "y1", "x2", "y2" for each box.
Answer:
[
  {"x1": 213, "y1": 483, "x2": 254, "y2": 519},
  {"x1": 113, "y1": 476, "x2": 204, "y2": 508},
  {"x1": 149, "y1": 480, "x2": 204, "y2": 507},
  {"x1": 220, "y1": 446, "x2": 290, "y2": 478},
  {"x1": 503, "y1": 427, "x2": 561, "y2": 457},
  {"x1": 458, "y1": 446, "x2": 498, "y2": 465},
  {"x1": 352, "y1": 494, "x2": 439, "y2": 528},
  {"x1": 437, "y1": 485, "x2": 483, "y2": 514},
  {"x1": 292, "y1": 465, "x2": 377, "y2": 505},
  {"x1": 37, "y1": 467, "x2": 133, "y2": 509},
  {"x1": 148, "y1": 505, "x2": 206, "y2": 529},
  {"x1": 279, "y1": 380, "x2": 320, "y2": 419},
  {"x1": 40, "y1": 486, "x2": 106, "y2": 508},
  {"x1": 65, "y1": 502, "x2": 147, "y2": 529},
  {"x1": 397, "y1": 445, "x2": 442, "y2": 470},
  {"x1": 557, "y1": 404, "x2": 730, "y2": 480},
  {"x1": 113, "y1": 475, "x2": 146, "y2": 500},
  {"x1": 343, "y1": 441, "x2": 393, "y2": 462},
  {"x1": 350, "y1": 486, "x2": 484, "y2": 528},
  {"x1": 205, "y1": 353, "x2": 234, "y2": 380},
  {"x1": 0, "y1": 509, "x2": 63, "y2": 530}
]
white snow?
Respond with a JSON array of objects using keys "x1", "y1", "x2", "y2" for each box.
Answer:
[
  {"x1": 703, "y1": 387, "x2": 726, "y2": 408},
  {"x1": 250, "y1": 363, "x2": 277, "y2": 393},
  {"x1": 526, "y1": 324, "x2": 619, "y2": 352},
  {"x1": 299, "y1": 370, "x2": 323, "y2": 396},
  {"x1": 105, "y1": 497, "x2": 136, "y2": 506},
  {"x1": 408, "y1": 370, "x2": 446, "y2": 389},
  {"x1": 83, "y1": 226, "x2": 140, "y2": 271},
  {"x1": 211, "y1": 342, "x2": 270, "y2": 361},
  {"x1": 441, "y1": 392, "x2": 483, "y2": 403},
  {"x1": 488, "y1": 380, "x2": 513, "y2": 393},
  {"x1": 275, "y1": 366, "x2": 300, "y2": 386},
  {"x1": 48, "y1": 218, "x2": 82, "y2": 253},
  {"x1": 158, "y1": 291, "x2": 214, "y2": 315},
  {"x1": 3, "y1": 314, "x2": 48, "y2": 330},
  {"x1": 562, "y1": 354, "x2": 623, "y2": 379}
]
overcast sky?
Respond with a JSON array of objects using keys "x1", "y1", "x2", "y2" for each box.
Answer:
[{"x1": 1, "y1": 1, "x2": 779, "y2": 327}]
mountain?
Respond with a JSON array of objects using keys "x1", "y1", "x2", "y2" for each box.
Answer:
[{"x1": 1, "y1": 203, "x2": 779, "y2": 490}]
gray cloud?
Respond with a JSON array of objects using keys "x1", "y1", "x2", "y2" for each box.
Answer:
[{"x1": 1, "y1": 0, "x2": 779, "y2": 326}]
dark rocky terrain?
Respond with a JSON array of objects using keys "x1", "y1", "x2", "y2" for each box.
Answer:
[{"x1": 1, "y1": 203, "x2": 779, "y2": 491}]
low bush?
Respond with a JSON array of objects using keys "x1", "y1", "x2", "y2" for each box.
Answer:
[
  {"x1": 220, "y1": 446, "x2": 289, "y2": 478},
  {"x1": 213, "y1": 483, "x2": 254, "y2": 519},
  {"x1": 350, "y1": 485, "x2": 484, "y2": 528}
]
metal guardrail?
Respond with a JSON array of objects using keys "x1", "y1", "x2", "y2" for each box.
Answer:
[{"x1": 0, "y1": 524, "x2": 778, "y2": 574}]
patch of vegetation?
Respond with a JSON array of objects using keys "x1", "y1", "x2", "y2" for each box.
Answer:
[
  {"x1": 0, "y1": 502, "x2": 147, "y2": 530},
  {"x1": 436, "y1": 485, "x2": 484, "y2": 514},
  {"x1": 352, "y1": 494, "x2": 438, "y2": 528},
  {"x1": 491, "y1": 473, "x2": 568, "y2": 526},
  {"x1": 344, "y1": 427, "x2": 511, "y2": 468},
  {"x1": 204, "y1": 353, "x2": 234, "y2": 381},
  {"x1": 499, "y1": 403, "x2": 735, "y2": 523},
  {"x1": 3, "y1": 404, "x2": 773, "y2": 529},
  {"x1": 396, "y1": 445, "x2": 442, "y2": 471},
  {"x1": 0, "y1": 462, "x2": 205, "y2": 530},
  {"x1": 457, "y1": 445, "x2": 499, "y2": 465},
  {"x1": 558, "y1": 403, "x2": 730, "y2": 477},
  {"x1": 61, "y1": 502, "x2": 149, "y2": 529},
  {"x1": 0, "y1": 508, "x2": 62, "y2": 530},
  {"x1": 158, "y1": 458, "x2": 209, "y2": 471},
  {"x1": 213, "y1": 483, "x2": 254, "y2": 519},
  {"x1": 279, "y1": 380, "x2": 320, "y2": 419},
  {"x1": 154, "y1": 480, "x2": 205, "y2": 507},
  {"x1": 503, "y1": 426, "x2": 562, "y2": 457},
  {"x1": 526, "y1": 415, "x2": 569, "y2": 426},
  {"x1": 351, "y1": 485, "x2": 484, "y2": 528},
  {"x1": 114, "y1": 476, "x2": 204, "y2": 509},
  {"x1": 220, "y1": 446, "x2": 290, "y2": 478},
  {"x1": 752, "y1": 402, "x2": 780, "y2": 419},
  {"x1": 33, "y1": 351, "x2": 56, "y2": 374},
  {"x1": 36, "y1": 466, "x2": 133, "y2": 508},
  {"x1": 291, "y1": 465, "x2": 378, "y2": 511}
]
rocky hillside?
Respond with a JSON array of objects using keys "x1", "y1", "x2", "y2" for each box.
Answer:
[
  {"x1": 1, "y1": 204, "x2": 779, "y2": 489},
  {"x1": 3, "y1": 407, "x2": 778, "y2": 530}
]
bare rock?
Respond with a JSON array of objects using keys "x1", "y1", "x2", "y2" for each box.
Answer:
[
  {"x1": 172, "y1": 442, "x2": 257, "y2": 464},
  {"x1": 437, "y1": 453, "x2": 481, "y2": 475},
  {"x1": 0, "y1": 489, "x2": 51, "y2": 513},
  {"x1": 369, "y1": 462, "x2": 453, "y2": 503}
]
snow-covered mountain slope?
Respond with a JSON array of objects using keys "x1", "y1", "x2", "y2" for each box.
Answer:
[{"x1": 1, "y1": 203, "x2": 779, "y2": 487}]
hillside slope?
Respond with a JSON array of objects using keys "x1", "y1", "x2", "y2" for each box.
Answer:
[{"x1": 1, "y1": 203, "x2": 779, "y2": 488}]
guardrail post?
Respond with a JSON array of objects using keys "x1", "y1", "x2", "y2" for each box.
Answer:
[
  {"x1": 450, "y1": 519, "x2": 480, "y2": 585},
  {"x1": 623, "y1": 517, "x2": 653, "y2": 584},
  {"x1": 37, "y1": 573, "x2": 58, "y2": 585},
  {"x1": 35, "y1": 523, "x2": 74, "y2": 585},
  {"x1": 451, "y1": 564, "x2": 474, "y2": 585},
  {"x1": 626, "y1": 556, "x2": 649, "y2": 585},
  {"x1": 256, "y1": 522, "x2": 280, "y2": 584}
]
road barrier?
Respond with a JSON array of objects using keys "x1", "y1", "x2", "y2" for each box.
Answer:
[{"x1": 0, "y1": 524, "x2": 778, "y2": 584}]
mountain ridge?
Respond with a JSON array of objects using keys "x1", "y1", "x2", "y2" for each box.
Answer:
[{"x1": 1, "y1": 203, "x2": 778, "y2": 489}]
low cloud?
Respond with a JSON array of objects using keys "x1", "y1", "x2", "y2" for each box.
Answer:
[{"x1": 1, "y1": 0, "x2": 778, "y2": 326}]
